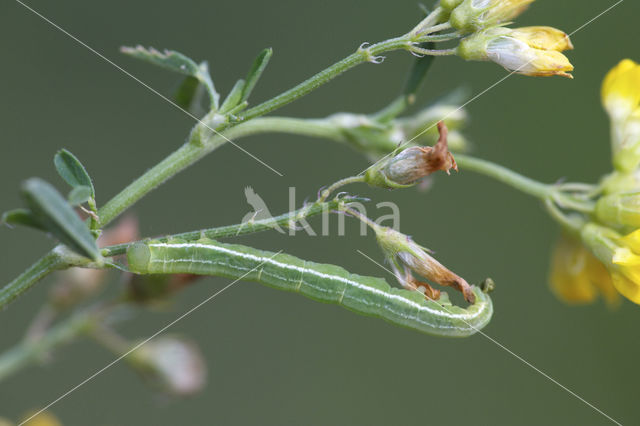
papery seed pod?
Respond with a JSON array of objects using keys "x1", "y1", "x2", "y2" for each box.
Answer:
[
  {"x1": 129, "y1": 336, "x2": 207, "y2": 396},
  {"x1": 375, "y1": 225, "x2": 476, "y2": 303},
  {"x1": 365, "y1": 122, "x2": 457, "y2": 189}
]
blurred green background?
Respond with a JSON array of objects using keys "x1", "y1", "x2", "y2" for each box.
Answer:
[{"x1": 0, "y1": 0, "x2": 638, "y2": 424}]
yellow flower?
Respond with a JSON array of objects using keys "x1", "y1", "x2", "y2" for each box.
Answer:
[
  {"x1": 458, "y1": 27, "x2": 574, "y2": 78},
  {"x1": 581, "y1": 223, "x2": 640, "y2": 304},
  {"x1": 509, "y1": 27, "x2": 573, "y2": 52},
  {"x1": 601, "y1": 59, "x2": 640, "y2": 172},
  {"x1": 20, "y1": 411, "x2": 62, "y2": 426},
  {"x1": 550, "y1": 234, "x2": 619, "y2": 306}
]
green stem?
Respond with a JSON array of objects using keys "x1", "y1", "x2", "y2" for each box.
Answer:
[
  {"x1": 409, "y1": 47, "x2": 457, "y2": 56},
  {"x1": 0, "y1": 309, "x2": 94, "y2": 381},
  {"x1": 0, "y1": 251, "x2": 67, "y2": 310},
  {"x1": 455, "y1": 154, "x2": 553, "y2": 199},
  {"x1": 0, "y1": 246, "x2": 106, "y2": 311},
  {"x1": 1, "y1": 26, "x2": 447, "y2": 308},
  {"x1": 455, "y1": 154, "x2": 596, "y2": 219},
  {"x1": 239, "y1": 37, "x2": 412, "y2": 121},
  {"x1": 98, "y1": 117, "x2": 344, "y2": 227},
  {"x1": 319, "y1": 176, "x2": 366, "y2": 202},
  {"x1": 101, "y1": 197, "x2": 358, "y2": 257}
]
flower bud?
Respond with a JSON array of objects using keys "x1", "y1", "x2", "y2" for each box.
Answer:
[
  {"x1": 457, "y1": 26, "x2": 573, "y2": 78},
  {"x1": 596, "y1": 192, "x2": 640, "y2": 228},
  {"x1": 375, "y1": 225, "x2": 476, "y2": 303},
  {"x1": 440, "y1": 0, "x2": 464, "y2": 11},
  {"x1": 450, "y1": 0, "x2": 534, "y2": 32},
  {"x1": 129, "y1": 336, "x2": 207, "y2": 396},
  {"x1": 601, "y1": 170, "x2": 640, "y2": 194},
  {"x1": 601, "y1": 59, "x2": 640, "y2": 172},
  {"x1": 365, "y1": 122, "x2": 458, "y2": 189}
]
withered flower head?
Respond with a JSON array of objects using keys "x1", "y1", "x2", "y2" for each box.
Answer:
[
  {"x1": 375, "y1": 225, "x2": 476, "y2": 303},
  {"x1": 129, "y1": 336, "x2": 207, "y2": 396},
  {"x1": 366, "y1": 121, "x2": 458, "y2": 189}
]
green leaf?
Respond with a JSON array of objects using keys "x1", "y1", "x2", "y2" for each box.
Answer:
[
  {"x1": 403, "y1": 42, "x2": 436, "y2": 98},
  {"x1": 174, "y1": 76, "x2": 201, "y2": 110},
  {"x1": 1, "y1": 209, "x2": 46, "y2": 231},
  {"x1": 121, "y1": 46, "x2": 220, "y2": 110},
  {"x1": 21, "y1": 178, "x2": 101, "y2": 261},
  {"x1": 121, "y1": 45, "x2": 200, "y2": 75},
  {"x1": 220, "y1": 79, "x2": 246, "y2": 114},
  {"x1": 68, "y1": 186, "x2": 93, "y2": 206},
  {"x1": 241, "y1": 48, "x2": 273, "y2": 102},
  {"x1": 54, "y1": 149, "x2": 95, "y2": 197}
]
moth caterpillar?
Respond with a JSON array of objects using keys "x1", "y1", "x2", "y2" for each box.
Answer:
[{"x1": 127, "y1": 239, "x2": 493, "y2": 337}]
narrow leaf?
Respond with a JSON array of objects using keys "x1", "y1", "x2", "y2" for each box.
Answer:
[
  {"x1": 403, "y1": 42, "x2": 436, "y2": 98},
  {"x1": 1, "y1": 209, "x2": 46, "y2": 231},
  {"x1": 121, "y1": 46, "x2": 219, "y2": 109},
  {"x1": 220, "y1": 79, "x2": 246, "y2": 113},
  {"x1": 22, "y1": 178, "x2": 101, "y2": 261},
  {"x1": 121, "y1": 45, "x2": 200, "y2": 75},
  {"x1": 241, "y1": 48, "x2": 273, "y2": 102},
  {"x1": 68, "y1": 186, "x2": 93, "y2": 206},
  {"x1": 54, "y1": 149, "x2": 95, "y2": 197},
  {"x1": 174, "y1": 76, "x2": 201, "y2": 110}
]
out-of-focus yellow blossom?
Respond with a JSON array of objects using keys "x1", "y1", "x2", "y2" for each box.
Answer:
[
  {"x1": 550, "y1": 234, "x2": 619, "y2": 306},
  {"x1": 581, "y1": 223, "x2": 640, "y2": 304},
  {"x1": 457, "y1": 26, "x2": 574, "y2": 78},
  {"x1": 601, "y1": 59, "x2": 640, "y2": 172},
  {"x1": 20, "y1": 411, "x2": 62, "y2": 426},
  {"x1": 450, "y1": 0, "x2": 535, "y2": 32}
]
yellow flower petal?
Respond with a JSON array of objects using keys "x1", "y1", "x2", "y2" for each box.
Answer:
[
  {"x1": 619, "y1": 228, "x2": 640, "y2": 253},
  {"x1": 601, "y1": 59, "x2": 640, "y2": 119},
  {"x1": 611, "y1": 273, "x2": 640, "y2": 304},
  {"x1": 486, "y1": 36, "x2": 574, "y2": 78},
  {"x1": 510, "y1": 26, "x2": 573, "y2": 52},
  {"x1": 549, "y1": 235, "x2": 618, "y2": 305}
]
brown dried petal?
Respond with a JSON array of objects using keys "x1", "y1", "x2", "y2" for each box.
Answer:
[{"x1": 399, "y1": 249, "x2": 476, "y2": 304}]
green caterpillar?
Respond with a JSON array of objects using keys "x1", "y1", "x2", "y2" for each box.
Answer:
[{"x1": 127, "y1": 239, "x2": 493, "y2": 337}]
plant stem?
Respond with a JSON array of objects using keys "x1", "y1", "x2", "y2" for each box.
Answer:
[
  {"x1": 455, "y1": 154, "x2": 553, "y2": 199},
  {"x1": 98, "y1": 117, "x2": 343, "y2": 227},
  {"x1": 319, "y1": 176, "x2": 367, "y2": 202},
  {"x1": 101, "y1": 197, "x2": 360, "y2": 257},
  {"x1": 239, "y1": 37, "x2": 412, "y2": 122},
  {"x1": 455, "y1": 154, "x2": 596, "y2": 216},
  {"x1": 0, "y1": 25, "x2": 452, "y2": 308},
  {"x1": 409, "y1": 47, "x2": 457, "y2": 56},
  {"x1": 0, "y1": 250, "x2": 67, "y2": 310},
  {"x1": 0, "y1": 246, "x2": 105, "y2": 311},
  {"x1": 0, "y1": 309, "x2": 93, "y2": 381}
]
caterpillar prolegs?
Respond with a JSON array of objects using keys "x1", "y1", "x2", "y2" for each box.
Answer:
[{"x1": 127, "y1": 239, "x2": 493, "y2": 337}]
